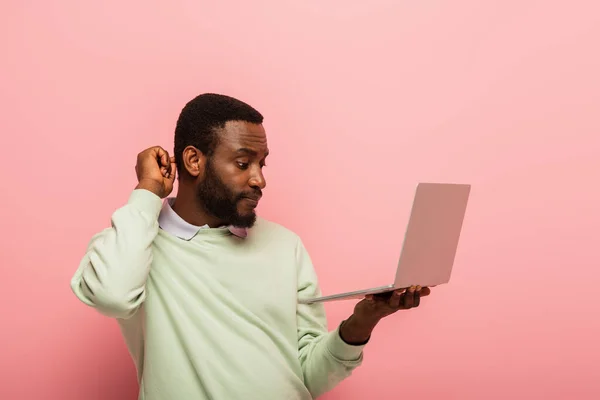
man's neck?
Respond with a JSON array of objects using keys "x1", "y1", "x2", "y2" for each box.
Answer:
[{"x1": 171, "y1": 186, "x2": 223, "y2": 228}]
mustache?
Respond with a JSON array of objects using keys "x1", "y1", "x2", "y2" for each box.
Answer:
[{"x1": 238, "y1": 190, "x2": 262, "y2": 201}]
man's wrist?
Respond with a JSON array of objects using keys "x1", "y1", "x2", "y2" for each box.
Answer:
[
  {"x1": 135, "y1": 179, "x2": 163, "y2": 198},
  {"x1": 339, "y1": 313, "x2": 380, "y2": 345}
]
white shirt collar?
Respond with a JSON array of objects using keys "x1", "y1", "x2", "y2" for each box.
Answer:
[{"x1": 158, "y1": 198, "x2": 247, "y2": 240}]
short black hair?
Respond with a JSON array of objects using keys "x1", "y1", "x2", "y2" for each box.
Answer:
[{"x1": 174, "y1": 93, "x2": 264, "y2": 175}]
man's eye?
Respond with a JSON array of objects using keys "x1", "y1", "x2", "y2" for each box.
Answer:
[{"x1": 237, "y1": 162, "x2": 249, "y2": 170}]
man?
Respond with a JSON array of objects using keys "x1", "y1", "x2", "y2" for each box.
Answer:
[{"x1": 70, "y1": 93, "x2": 430, "y2": 400}]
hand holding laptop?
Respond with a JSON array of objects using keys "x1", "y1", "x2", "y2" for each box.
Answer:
[
  {"x1": 363, "y1": 285, "x2": 431, "y2": 313},
  {"x1": 339, "y1": 285, "x2": 432, "y2": 344}
]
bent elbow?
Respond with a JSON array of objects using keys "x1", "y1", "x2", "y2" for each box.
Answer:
[
  {"x1": 71, "y1": 277, "x2": 144, "y2": 319},
  {"x1": 93, "y1": 289, "x2": 144, "y2": 319}
]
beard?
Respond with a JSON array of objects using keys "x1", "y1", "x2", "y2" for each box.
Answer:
[{"x1": 196, "y1": 159, "x2": 259, "y2": 228}]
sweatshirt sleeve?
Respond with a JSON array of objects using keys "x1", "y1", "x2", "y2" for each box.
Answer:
[
  {"x1": 295, "y1": 239, "x2": 365, "y2": 398},
  {"x1": 70, "y1": 189, "x2": 163, "y2": 319}
]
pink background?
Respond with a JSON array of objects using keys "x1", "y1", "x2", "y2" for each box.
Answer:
[{"x1": 2, "y1": 1, "x2": 599, "y2": 399}]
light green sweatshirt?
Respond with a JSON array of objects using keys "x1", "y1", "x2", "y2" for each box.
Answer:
[{"x1": 70, "y1": 189, "x2": 365, "y2": 400}]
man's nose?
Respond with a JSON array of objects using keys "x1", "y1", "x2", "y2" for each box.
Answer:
[{"x1": 249, "y1": 168, "x2": 266, "y2": 190}]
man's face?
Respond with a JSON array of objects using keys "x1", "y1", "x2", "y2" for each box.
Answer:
[{"x1": 196, "y1": 121, "x2": 268, "y2": 228}]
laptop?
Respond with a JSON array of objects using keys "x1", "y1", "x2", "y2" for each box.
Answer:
[{"x1": 298, "y1": 182, "x2": 471, "y2": 304}]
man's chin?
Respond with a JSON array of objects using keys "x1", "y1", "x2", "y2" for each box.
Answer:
[{"x1": 228, "y1": 211, "x2": 257, "y2": 229}]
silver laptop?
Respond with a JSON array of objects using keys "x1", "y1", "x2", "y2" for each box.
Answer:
[{"x1": 298, "y1": 182, "x2": 471, "y2": 304}]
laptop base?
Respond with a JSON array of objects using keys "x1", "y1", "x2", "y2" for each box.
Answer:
[{"x1": 298, "y1": 284, "x2": 397, "y2": 305}]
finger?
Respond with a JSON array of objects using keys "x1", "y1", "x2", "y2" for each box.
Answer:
[
  {"x1": 155, "y1": 148, "x2": 170, "y2": 177},
  {"x1": 364, "y1": 294, "x2": 375, "y2": 302},
  {"x1": 167, "y1": 161, "x2": 177, "y2": 181},
  {"x1": 154, "y1": 147, "x2": 169, "y2": 168},
  {"x1": 414, "y1": 287, "x2": 421, "y2": 307},
  {"x1": 390, "y1": 289, "x2": 405, "y2": 308},
  {"x1": 403, "y1": 286, "x2": 416, "y2": 309},
  {"x1": 420, "y1": 287, "x2": 431, "y2": 297}
]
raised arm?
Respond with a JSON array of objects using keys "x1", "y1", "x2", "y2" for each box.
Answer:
[{"x1": 70, "y1": 146, "x2": 176, "y2": 319}]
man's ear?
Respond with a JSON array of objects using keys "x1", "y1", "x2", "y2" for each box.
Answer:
[{"x1": 181, "y1": 146, "x2": 207, "y2": 178}]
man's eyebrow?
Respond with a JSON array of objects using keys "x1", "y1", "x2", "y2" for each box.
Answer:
[{"x1": 236, "y1": 148, "x2": 269, "y2": 157}]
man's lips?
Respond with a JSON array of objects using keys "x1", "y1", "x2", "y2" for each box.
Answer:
[
  {"x1": 240, "y1": 195, "x2": 261, "y2": 206},
  {"x1": 241, "y1": 193, "x2": 262, "y2": 202}
]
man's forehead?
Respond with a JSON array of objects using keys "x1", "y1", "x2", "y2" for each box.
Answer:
[{"x1": 218, "y1": 121, "x2": 268, "y2": 153}]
